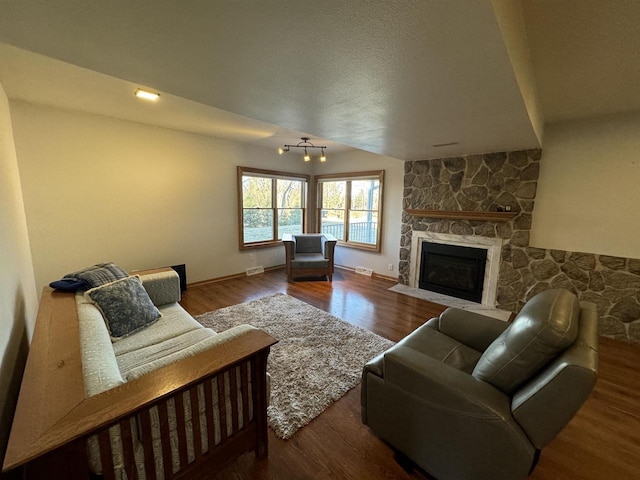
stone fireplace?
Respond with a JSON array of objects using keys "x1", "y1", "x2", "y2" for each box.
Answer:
[
  {"x1": 400, "y1": 150, "x2": 540, "y2": 313},
  {"x1": 399, "y1": 149, "x2": 640, "y2": 343}
]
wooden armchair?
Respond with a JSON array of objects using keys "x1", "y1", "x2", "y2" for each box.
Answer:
[{"x1": 282, "y1": 233, "x2": 337, "y2": 282}]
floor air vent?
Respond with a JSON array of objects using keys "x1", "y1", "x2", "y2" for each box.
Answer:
[
  {"x1": 355, "y1": 267, "x2": 373, "y2": 276},
  {"x1": 246, "y1": 266, "x2": 265, "y2": 276}
]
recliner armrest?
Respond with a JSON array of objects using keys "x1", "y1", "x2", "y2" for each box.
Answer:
[
  {"x1": 384, "y1": 345, "x2": 511, "y2": 418},
  {"x1": 436, "y1": 308, "x2": 510, "y2": 352}
]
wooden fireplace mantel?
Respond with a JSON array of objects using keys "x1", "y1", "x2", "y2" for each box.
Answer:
[{"x1": 405, "y1": 209, "x2": 517, "y2": 222}]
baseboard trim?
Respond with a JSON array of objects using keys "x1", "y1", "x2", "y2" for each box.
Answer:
[
  {"x1": 372, "y1": 272, "x2": 399, "y2": 282},
  {"x1": 334, "y1": 265, "x2": 398, "y2": 283},
  {"x1": 188, "y1": 265, "x2": 285, "y2": 288},
  {"x1": 189, "y1": 264, "x2": 397, "y2": 288}
]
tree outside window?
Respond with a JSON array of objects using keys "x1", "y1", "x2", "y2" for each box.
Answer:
[
  {"x1": 316, "y1": 171, "x2": 384, "y2": 252},
  {"x1": 238, "y1": 167, "x2": 309, "y2": 249}
]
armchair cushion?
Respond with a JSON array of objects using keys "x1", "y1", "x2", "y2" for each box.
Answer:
[
  {"x1": 472, "y1": 289, "x2": 579, "y2": 394},
  {"x1": 294, "y1": 234, "x2": 324, "y2": 253},
  {"x1": 290, "y1": 253, "x2": 330, "y2": 269}
]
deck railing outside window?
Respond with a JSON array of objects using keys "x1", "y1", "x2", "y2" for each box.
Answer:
[{"x1": 320, "y1": 221, "x2": 378, "y2": 245}]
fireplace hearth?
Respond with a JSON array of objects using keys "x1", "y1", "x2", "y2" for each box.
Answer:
[{"x1": 419, "y1": 242, "x2": 487, "y2": 303}]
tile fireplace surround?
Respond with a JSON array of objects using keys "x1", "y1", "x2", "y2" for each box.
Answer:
[
  {"x1": 409, "y1": 231, "x2": 502, "y2": 307},
  {"x1": 399, "y1": 149, "x2": 640, "y2": 343}
]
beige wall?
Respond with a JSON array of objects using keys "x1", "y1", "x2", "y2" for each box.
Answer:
[
  {"x1": 531, "y1": 112, "x2": 640, "y2": 259},
  {"x1": 312, "y1": 150, "x2": 404, "y2": 278},
  {"x1": 12, "y1": 97, "x2": 640, "y2": 296},
  {"x1": 10, "y1": 101, "x2": 406, "y2": 291},
  {"x1": 10, "y1": 101, "x2": 311, "y2": 291},
  {"x1": 0, "y1": 85, "x2": 38, "y2": 464}
]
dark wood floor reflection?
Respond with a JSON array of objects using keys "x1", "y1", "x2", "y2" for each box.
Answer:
[{"x1": 180, "y1": 268, "x2": 640, "y2": 480}]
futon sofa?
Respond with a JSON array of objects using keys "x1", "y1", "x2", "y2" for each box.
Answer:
[
  {"x1": 80, "y1": 269, "x2": 272, "y2": 478},
  {"x1": 3, "y1": 268, "x2": 276, "y2": 480}
]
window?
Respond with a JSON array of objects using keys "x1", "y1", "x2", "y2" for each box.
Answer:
[
  {"x1": 238, "y1": 167, "x2": 309, "y2": 249},
  {"x1": 315, "y1": 170, "x2": 384, "y2": 252}
]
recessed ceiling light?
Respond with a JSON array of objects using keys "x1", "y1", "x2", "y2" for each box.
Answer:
[{"x1": 134, "y1": 88, "x2": 160, "y2": 101}]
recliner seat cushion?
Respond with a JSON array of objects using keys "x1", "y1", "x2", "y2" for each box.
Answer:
[
  {"x1": 394, "y1": 323, "x2": 482, "y2": 374},
  {"x1": 472, "y1": 289, "x2": 579, "y2": 394}
]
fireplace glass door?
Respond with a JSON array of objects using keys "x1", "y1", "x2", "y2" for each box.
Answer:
[{"x1": 419, "y1": 241, "x2": 487, "y2": 303}]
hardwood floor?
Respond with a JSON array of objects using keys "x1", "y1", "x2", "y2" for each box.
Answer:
[{"x1": 180, "y1": 268, "x2": 640, "y2": 480}]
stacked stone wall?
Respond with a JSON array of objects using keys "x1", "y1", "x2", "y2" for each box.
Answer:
[{"x1": 400, "y1": 149, "x2": 640, "y2": 343}]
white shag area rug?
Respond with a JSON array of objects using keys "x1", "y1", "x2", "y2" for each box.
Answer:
[{"x1": 195, "y1": 293, "x2": 394, "y2": 440}]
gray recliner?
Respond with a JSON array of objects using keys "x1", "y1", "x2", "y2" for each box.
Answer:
[
  {"x1": 283, "y1": 233, "x2": 337, "y2": 281},
  {"x1": 362, "y1": 289, "x2": 599, "y2": 480}
]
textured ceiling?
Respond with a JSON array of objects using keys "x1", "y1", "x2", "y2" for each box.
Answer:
[
  {"x1": 0, "y1": 1, "x2": 636, "y2": 159},
  {"x1": 0, "y1": 0, "x2": 539, "y2": 160},
  {"x1": 522, "y1": 0, "x2": 640, "y2": 123},
  {"x1": 0, "y1": 43, "x2": 353, "y2": 153}
]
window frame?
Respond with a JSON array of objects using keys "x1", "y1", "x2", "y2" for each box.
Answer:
[
  {"x1": 237, "y1": 166, "x2": 310, "y2": 250},
  {"x1": 315, "y1": 170, "x2": 384, "y2": 252}
]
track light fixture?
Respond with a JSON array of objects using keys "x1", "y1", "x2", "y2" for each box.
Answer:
[{"x1": 278, "y1": 137, "x2": 328, "y2": 162}]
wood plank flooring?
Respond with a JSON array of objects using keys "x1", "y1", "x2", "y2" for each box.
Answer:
[{"x1": 180, "y1": 268, "x2": 640, "y2": 480}]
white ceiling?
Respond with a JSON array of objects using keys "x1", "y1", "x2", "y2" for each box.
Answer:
[{"x1": 0, "y1": 0, "x2": 637, "y2": 160}]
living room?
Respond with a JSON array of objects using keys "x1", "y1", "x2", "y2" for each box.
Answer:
[{"x1": 1, "y1": 1, "x2": 639, "y2": 479}]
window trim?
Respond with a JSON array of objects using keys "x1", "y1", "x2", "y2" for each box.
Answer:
[
  {"x1": 237, "y1": 166, "x2": 310, "y2": 250},
  {"x1": 315, "y1": 170, "x2": 384, "y2": 252}
]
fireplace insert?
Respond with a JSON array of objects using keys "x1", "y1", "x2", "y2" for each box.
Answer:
[{"x1": 419, "y1": 241, "x2": 487, "y2": 303}]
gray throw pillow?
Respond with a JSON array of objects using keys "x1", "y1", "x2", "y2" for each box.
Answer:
[{"x1": 86, "y1": 276, "x2": 161, "y2": 340}]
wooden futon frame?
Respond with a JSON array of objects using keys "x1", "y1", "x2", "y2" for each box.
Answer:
[{"x1": 2, "y1": 286, "x2": 277, "y2": 479}]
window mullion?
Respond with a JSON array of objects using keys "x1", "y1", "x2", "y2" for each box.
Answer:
[
  {"x1": 272, "y1": 178, "x2": 278, "y2": 241},
  {"x1": 345, "y1": 180, "x2": 352, "y2": 243},
  {"x1": 316, "y1": 183, "x2": 322, "y2": 233}
]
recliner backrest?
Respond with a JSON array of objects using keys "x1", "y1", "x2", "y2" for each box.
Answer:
[
  {"x1": 472, "y1": 289, "x2": 580, "y2": 394},
  {"x1": 510, "y1": 301, "x2": 598, "y2": 448}
]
